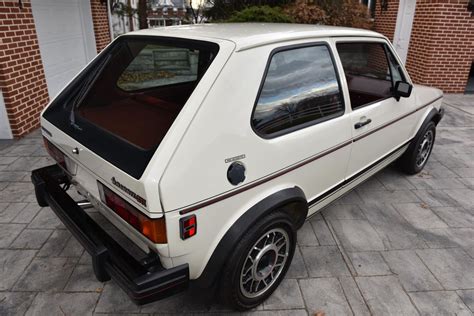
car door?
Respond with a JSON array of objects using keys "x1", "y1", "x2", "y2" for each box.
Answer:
[
  {"x1": 334, "y1": 38, "x2": 415, "y2": 179},
  {"x1": 248, "y1": 41, "x2": 353, "y2": 215}
]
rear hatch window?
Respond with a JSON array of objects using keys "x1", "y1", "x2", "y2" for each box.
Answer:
[{"x1": 43, "y1": 36, "x2": 219, "y2": 178}]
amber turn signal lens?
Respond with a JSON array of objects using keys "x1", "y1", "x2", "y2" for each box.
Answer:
[{"x1": 141, "y1": 217, "x2": 167, "y2": 243}]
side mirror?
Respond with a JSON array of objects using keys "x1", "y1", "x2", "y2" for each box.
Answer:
[{"x1": 394, "y1": 81, "x2": 413, "y2": 101}]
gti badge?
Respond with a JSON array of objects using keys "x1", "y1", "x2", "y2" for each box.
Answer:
[{"x1": 111, "y1": 177, "x2": 147, "y2": 207}]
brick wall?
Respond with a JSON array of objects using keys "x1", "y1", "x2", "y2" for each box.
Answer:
[
  {"x1": 405, "y1": 0, "x2": 473, "y2": 93},
  {"x1": 375, "y1": 0, "x2": 473, "y2": 93},
  {"x1": 0, "y1": 0, "x2": 49, "y2": 137},
  {"x1": 374, "y1": 0, "x2": 400, "y2": 42},
  {"x1": 90, "y1": 0, "x2": 111, "y2": 52}
]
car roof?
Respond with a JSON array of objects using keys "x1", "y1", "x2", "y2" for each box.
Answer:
[{"x1": 127, "y1": 23, "x2": 386, "y2": 51}]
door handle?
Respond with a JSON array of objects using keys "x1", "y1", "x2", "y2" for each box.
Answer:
[{"x1": 354, "y1": 118, "x2": 372, "y2": 129}]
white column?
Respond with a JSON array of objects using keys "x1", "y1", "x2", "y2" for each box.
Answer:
[
  {"x1": 393, "y1": 0, "x2": 417, "y2": 64},
  {"x1": 0, "y1": 90, "x2": 13, "y2": 139}
]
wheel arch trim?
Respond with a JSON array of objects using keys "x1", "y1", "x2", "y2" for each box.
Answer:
[
  {"x1": 194, "y1": 186, "x2": 307, "y2": 288},
  {"x1": 413, "y1": 107, "x2": 442, "y2": 139}
]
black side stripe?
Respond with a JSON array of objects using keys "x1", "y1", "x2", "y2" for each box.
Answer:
[
  {"x1": 353, "y1": 95, "x2": 443, "y2": 142},
  {"x1": 179, "y1": 139, "x2": 352, "y2": 215},
  {"x1": 308, "y1": 139, "x2": 411, "y2": 207},
  {"x1": 177, "y1": 96, "x2": 441, "y2": 215}
]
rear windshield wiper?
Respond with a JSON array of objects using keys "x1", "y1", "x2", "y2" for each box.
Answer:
[{"x1": 69, "y1": 53, "x2": 112, "y2": 131}]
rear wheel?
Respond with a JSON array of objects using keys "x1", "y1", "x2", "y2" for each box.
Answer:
[
  {"x1": 399, "y1": 121, "x2": 436, "y2": 174},
  {"x1": 219, "y1": 211, "x2": 296, "y2": 310}
]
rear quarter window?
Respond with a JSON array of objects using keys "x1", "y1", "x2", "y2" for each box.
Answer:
[{"x1": 252, "y1": 44, "x2": 345, "y2": 138}]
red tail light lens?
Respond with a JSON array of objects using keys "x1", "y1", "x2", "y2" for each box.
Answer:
[
  {"x1": 98, "y1": 182, "x2": 167, "y2": 244},
  {"x1": 180, "y1": 215, "x2": 197, "y2": 240},
  {"x1": 43, "y1": 137, "x2": 66, "y2": 168}
]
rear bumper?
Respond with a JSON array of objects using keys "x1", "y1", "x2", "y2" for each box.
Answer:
[{"x1": 31, "y1": 164, "x2": 189, "y2": 305}]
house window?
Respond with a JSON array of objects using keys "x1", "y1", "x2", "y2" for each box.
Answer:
[
  {"x1": 252, "y1": 44, "x2": 344, "y2": 137},
  {"x1": 360, "y1": 0, "x2": 376, "y2": 18}
]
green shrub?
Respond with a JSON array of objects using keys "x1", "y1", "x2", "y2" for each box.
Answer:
[
  {"x1": 227, "y1": 6, "x2": 294, "y2": 23},
  {"x1": 285, "y1": 0, "x2": 327, "y2": 25},
  {"x1": 207, "y1": 1, "x2": 292, "y2": 21}
]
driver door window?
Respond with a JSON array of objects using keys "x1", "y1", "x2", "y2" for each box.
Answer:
[{"x1": 336, "y1": 42, "x2": 404, "y2": 110}]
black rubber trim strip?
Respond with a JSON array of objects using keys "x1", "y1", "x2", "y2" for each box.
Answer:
[
  {"x1": 178, "y1": 96, "x2": 442, "y2": 215},
  {"x1": 179, "y1": 139, "x2": 352, "y2": 215},
  {"x1": 195, "y1": 186, "x2": 307, "y2": 288},
  {"x1": 31, "y1": 165, "x2": 189, "y2": 305},
  {"x1": 308, "y1": 139, "x2": 411, "y2": 207}
]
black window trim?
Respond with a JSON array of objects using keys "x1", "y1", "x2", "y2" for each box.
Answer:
[
  {"x1": 335, "y1": 39, "x2": 410, "y2": 111},
  {"x1": 383, "y1": 43, "x2": 408, "y2": 85},
  {"x1": 251, "y1": 41, "x2": 346, "y2": 140}
]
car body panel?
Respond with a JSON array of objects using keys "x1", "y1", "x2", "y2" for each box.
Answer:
[
  {"x1": 160, "y1": 38, "x2": 353, "y2": 215},
  {"x1": 128, "y1": 23, "x2": 384, "y2": 52},
  {"x1": 38, "y1": 24, "x2": 443, "y2": 281},
  {"x1": 40, "y1": 37, "x2": 235, "y2": 216}
]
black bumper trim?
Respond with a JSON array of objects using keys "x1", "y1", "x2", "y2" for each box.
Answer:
[{"x1": 31, "y1": 164, "x2": 189, "y2": 305}]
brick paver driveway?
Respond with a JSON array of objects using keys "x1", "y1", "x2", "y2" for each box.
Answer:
[{"x1": 1, "y1": 95, "x2": 473, "y2": 315}]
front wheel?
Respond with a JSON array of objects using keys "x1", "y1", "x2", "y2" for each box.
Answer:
[
  {"x1": 399, "y1": 121, "x2": 436, "y2": 174},
  {"x1": 219, "y1": 211, "x2": 296, "y2": 310}
]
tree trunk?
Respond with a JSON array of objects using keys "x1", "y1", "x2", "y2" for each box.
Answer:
[{"x1": 138, "y1": 0, "x2": 148, "y2": 29}]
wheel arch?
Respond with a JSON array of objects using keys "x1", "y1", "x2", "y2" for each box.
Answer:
[
  {"x1": 194, "y1": 186, "x2": 307, "y2": 288},
  {"x1": 418, "y1": 107, "x2": 442, "y2": 135},
  {"x1": 410, "y1": 107, "x2": 441, "y2": 140},
  {"x1": 432, "y1": 107, "x2": 444, "y2": 126},
  {"x1": 401, "y1": 107, "x2": 440, "y2": 164}
]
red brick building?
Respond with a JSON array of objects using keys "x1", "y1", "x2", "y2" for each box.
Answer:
[
  {"x1": 0, "y1": 0, "x2": 111, "y2": 139},
  {"x1": 374, "y1": 0, "x2": 474, "y2": 94},
  {"x1": 1, "y1": 0, "x2": 472, "y2": 139}
]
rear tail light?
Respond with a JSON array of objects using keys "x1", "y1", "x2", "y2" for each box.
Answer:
[
  {"x1": 98, "y1": 182, "x2": 167, "y2": 244},
  {"x1": 180, "y1": 215, "x2": 197, "y2": 240},
  {"x1": 43, "y1": 137, "x2": 66, "y2": 168}
]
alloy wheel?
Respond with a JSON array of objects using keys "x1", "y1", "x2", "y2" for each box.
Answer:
[
  {"x1": 416, "y1": 130, "x2": 434, "y2": 168},
  {"x1": 239, "y1": 228, "x2": 289, "y2": 299}
]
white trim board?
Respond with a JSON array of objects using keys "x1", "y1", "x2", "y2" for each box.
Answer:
[
  {"x1": 0, "y1": 89, "x2": 13, "y2": 139},
  {"x1": 393, "y1": 0, "x2": 417, "y2": 64}
]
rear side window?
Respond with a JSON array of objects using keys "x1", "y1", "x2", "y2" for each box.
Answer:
[
  {"x1": 336, "y1": 42, "x2": 404, "y2": 109},
  {"x1": 252, "y1": 44, "x2": 344, "y2": 138}
]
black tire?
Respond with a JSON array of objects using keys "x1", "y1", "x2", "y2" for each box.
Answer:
[
  {"x1": 34, "y1": 186, "x2": 49, "y2": 207},
  {"x1": 399, "y1": 121, "x2": 436, "y2": 175},
  {"x1": 219, "y1": 211, "x2": 296, "y2": 311}
]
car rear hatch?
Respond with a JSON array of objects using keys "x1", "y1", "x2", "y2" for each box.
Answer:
[{"x1": 40, "y1": 34, "x2": 233, "y2": 221}]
